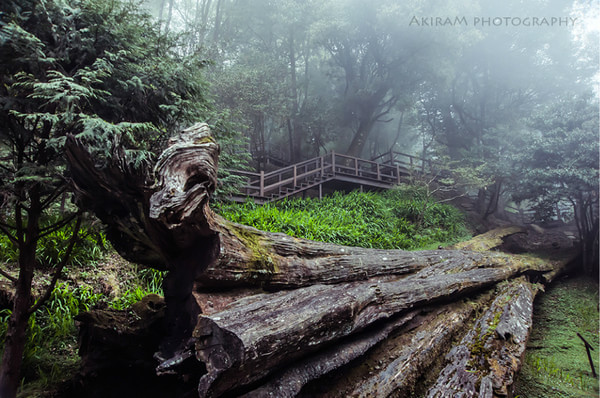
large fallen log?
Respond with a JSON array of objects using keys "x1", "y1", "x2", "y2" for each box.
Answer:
[
  {"x1": 171, "y1": 267, "x2": 519, "y2": 397},
  {"x1": 299, "y1": 296, "x2": 489, "y2": 397},
  {"x1": 66, "y1": 123, "x2": 576, "y2": 397},
  {"x1": 427, "y1": 277, "x2": 536, "y2": 398}
]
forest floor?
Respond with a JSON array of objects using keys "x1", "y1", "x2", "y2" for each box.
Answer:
[
  {"x1": 0, "y1": 252, "x2": 162, "y2": 398},
  {"x1": 513, "y1": 274, "x2": 600, "y2": 398}
]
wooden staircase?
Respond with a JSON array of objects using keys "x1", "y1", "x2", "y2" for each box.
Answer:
[{"x1": 227, "y1": 151, "x2": 437, "y2": 203}]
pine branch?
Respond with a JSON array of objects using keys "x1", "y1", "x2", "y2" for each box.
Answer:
[
  {"x1": 39, "y1": 180, "x2": 69, "y2": 210},
  {"x1": 38, "y1": 212, "x2": 77, "y2": 238},
  {"x1": 0, "y1": 223, "x2": 19, "y2": 246}
]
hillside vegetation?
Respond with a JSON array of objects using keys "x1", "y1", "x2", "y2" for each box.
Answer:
[{"x1": 216, "y1": 187, "x2": 470, "y2": 250}]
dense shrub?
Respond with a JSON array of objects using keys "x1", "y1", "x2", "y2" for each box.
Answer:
[
  {"x1": 0, "y1": 218, "x2": 165, "y2": 388},
  {"x1": 215, "y1": 188, "x2": 469, "y2": 250}
]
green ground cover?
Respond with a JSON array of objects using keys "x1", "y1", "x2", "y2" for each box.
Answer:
[
  {"x1": 514, "y1": 276, "x2": 600, "y2": 398},
  {"x1": 215, "y1": 188, "x2": 471, "y2": 250}
]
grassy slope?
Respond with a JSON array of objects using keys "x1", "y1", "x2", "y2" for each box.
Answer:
[
  {"x1": 514, "y1": 276, "x2": 600, "y2": 398},
  {"x1": 215, "y1": 189, "x2": 471, "y2": 250}
]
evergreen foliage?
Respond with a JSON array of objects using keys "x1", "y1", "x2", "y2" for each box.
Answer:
[
  {"x1": 0, "y1": 217, "x2": 108, "y2": 267},
  {"x1": 511, "y1": 93, "x2": 599, "y2": 275},
  {"x1": 0, "y1": 1, "x2": 244, "y2": 395}
]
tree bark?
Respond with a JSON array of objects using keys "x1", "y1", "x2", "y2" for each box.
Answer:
[
  {"x1": 0, "y1": 189, "x2": 40, "y2": 398},
  {"x1": 301, "y1": 297, "x2": 488, "y2": 397},
  {"x1": 427, "y1": 277, "x2": 536, "y2": 398},
  {"x1": 66, "y1": 123, "x2": 577, "y2": 398},
  {"x1": 0, "y1": 247, "x2": 35, "y2": 398},
  {"x1": 186, "y1": 267, "x2": 518, "y2": 397}
]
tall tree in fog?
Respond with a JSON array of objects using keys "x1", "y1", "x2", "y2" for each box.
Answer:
[
  {"x1": 417, "y1": 0, "x2": 597, "y2": 218},
  {"x1": 200, "y1": 0, "x2": 329, "y2": 165},
  {"x1": 315, "y1": 0, "x2": 434, "y2": 158},
  {"x1": 512, "y1": 93, "x2": 599, "y2": 275}
]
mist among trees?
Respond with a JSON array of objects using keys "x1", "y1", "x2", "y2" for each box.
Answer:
[
  {"x1": 0, "y1": 0, "x2": 598, "y2": 396},
  {"x1": 144, "y1": 0, "x2": 598, "y2": 262},
  {"x1": 144, "y1": 0, "x2": 596, "y2": 160}
]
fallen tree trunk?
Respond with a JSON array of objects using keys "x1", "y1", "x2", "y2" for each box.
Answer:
[
  {"x1": 299, "y1": 295, "x2": 490, "y2": 397},
  {"x1": 166, "y1": 267, "x2": 521, "y2": 397},
  {"x1": 66, "y1": 123, "x2": 577, "y2": 397},
  {"x1": 427, "y1": 277, "x2": 536, "y2": 398}
]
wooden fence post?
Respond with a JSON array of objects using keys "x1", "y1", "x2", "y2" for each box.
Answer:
[
  {"x1": 293, "y1": 165, "x2": 297, "y2": 187},
  {"x1": 259, "y1": 171, "x2": 264, "y2": 197},
  {"x1": 332, "y1": 151, "x2": 336, "y2": 175}
]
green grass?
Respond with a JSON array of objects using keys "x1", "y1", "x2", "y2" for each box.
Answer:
[
  {"x1": 514, "y1": 276, "x2": 600, "y2": 398},
  {"x1": 0, "y1": 264, "x2": 166, "y2": 397},
  {"x1": 0, "y1": 216, "x2": 109, "y2": 268},
  {"x1": 215, "y1": 187, "x2": 470, "y2": 250}
]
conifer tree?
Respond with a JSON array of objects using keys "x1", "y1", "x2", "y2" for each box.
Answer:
[{"x1": 0, "y1": 1, "x2": 226, "y2": 395}]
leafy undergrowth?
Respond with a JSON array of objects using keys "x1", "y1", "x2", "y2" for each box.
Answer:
[
  {"x1": 0, "y1": 251, "x2": 165, "y2": 398},
  {"x1": 513, "y1": 275, "x2": 600, "y2": 398},
  {"x1": 215, "y1": 187, "x2": 471, "y2": 250}
]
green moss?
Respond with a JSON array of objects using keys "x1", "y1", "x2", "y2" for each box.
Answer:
[
  {"x1": 468, "y1": 309, "x2": 502, "y2": 367},
  {"x1": 514, "y1": 276, "x2": 600, "y2": 398},
  {"x1": 229, "y1": 223, "x2": 279, "y2": 275},
  {"x1": 194, "y1": 135, "x2": 216, "y2": 145},
  {"x1": 466, "y1": 285, "x2": 516, "y2": 374}
]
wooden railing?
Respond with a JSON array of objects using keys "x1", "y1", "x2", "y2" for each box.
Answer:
[
  {"x1": 371, "y1": 150, "x2": 439, "y2": 175},
  {"x1": 228, "y1": 151, "x2": 549, "y2": 224},
  {"x1": 229, "y1": 150, "x2": 436, "y2": 201}
]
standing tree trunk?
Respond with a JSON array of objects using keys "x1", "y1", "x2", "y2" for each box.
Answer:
[
  {"x1": 345, "y1": 85, "x2": 394, "y2": 158},
  {"x1": 0, "y1": 188, "x2": 40, "y2": 398}
]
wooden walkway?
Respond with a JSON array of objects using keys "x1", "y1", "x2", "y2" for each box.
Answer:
[{"x1": 228, "y1": 151, "x2": 438, "y2": 203}]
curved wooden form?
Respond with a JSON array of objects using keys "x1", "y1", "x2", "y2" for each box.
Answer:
[{"x1": 66, "y1": 123, "x2": 576, "y2": 398}]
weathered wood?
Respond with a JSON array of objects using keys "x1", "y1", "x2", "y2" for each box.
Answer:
[
  {"x1": 68, "y1": 124, "x2": 222, "y2": 359},
  {"x1": 65, "y1": 135, "x2": 164, "y2": 267},
  {"x1": 195, "y1": 220, "x2": 512, "y2": 289},
  {"x1": 241, "y1": 310, "x2": 421, "y2": 398},
  {"x1": 296, "y1": 250, "x2": 575, "y2": 397},
  {"x1": 450, "y1": 225, "x2": 526, "y2": 252},
  {"x1": 158, "y1": 254, "x2": 555, "y2": 398},
  {"x1": 301, "y1": 297, "x2": 490, "y2": 397},
  {"x1": 65, "y1": 123, "x2": 578, "y2": 398},
  {"x1": 426, "y1": 277, "x2": 537, "y2": 398}
]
